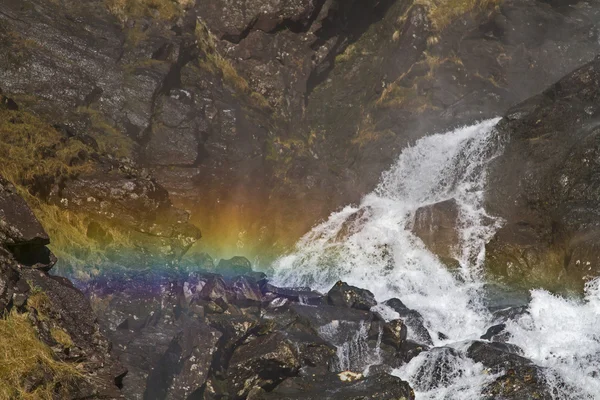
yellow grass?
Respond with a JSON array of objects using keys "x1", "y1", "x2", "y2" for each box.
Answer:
[{"x1": 0, "y1": 312, "x2": 82, "y2": 399}]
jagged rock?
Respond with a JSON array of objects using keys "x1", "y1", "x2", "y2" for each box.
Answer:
[
  {"x1": 144, "y1": 320, "x2": 222, "y2": 400},
  {"x1": 255, "y1": 372, "x2": 415, "y2": 400},
  {"x1": 231, "y1": 275, "x2": 263, "y2": 304},
  {"x1": 412, "y1": 199, "x2": 460, "y2": 263},
  {"x1": 327, "y1": 281, "x2": 377, "y2": 311},
  {"x1": 0, "y1": 255, "x2": 19, "y2": 312},
  {"x1": 227, "y1": 332, "x2": 301, "y2": 399},
  {"x1": 381, "y1": 319, "x2": 408, "y2": 350},
  {"x1": 383, "y1": 298, "x2": 433, "y2": 345}
]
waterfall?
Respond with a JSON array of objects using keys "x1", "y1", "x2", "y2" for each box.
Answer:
[
  {"x1": 273, "y1": 119, "x2": 503, "y2": 341},
  {"x1": 272, "y1": 118, "x2": 600, "y2": 399}
]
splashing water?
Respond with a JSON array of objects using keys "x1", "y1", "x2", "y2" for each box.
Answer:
[
  {"x1": 505, "y1": 278, "x2": 600, "y2": 399},
  {"x1": 272, "y1": 119, "x2": 600, "y2": 399}
]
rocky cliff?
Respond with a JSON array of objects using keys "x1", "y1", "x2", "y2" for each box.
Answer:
[{"x1": 2, "y1": 0, "x2": 599, "y2": 263}]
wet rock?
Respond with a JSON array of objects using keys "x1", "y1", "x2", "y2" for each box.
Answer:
[
  {"x1": 327, "y1": 281, "x2": 377, "y2": 311},
  {"x1": 262, "y1": 284, "x2": 324, "y2": 305},
  {"x1": 466, "y1": 340, "x2": 554, "y2": 399},
  {"x1": 412, "y1": 199, "x2": 460, "y2": 262},
  {"x1": 409, "y1": 347, "x2": 466, "y2": 391},
  {"x1": 467, "y1": 341, "x2": 527, "y2": 370},
  {"x1": 383, "y1": 298, "x2": 433, "y2": 345},
  {"x1": 369, "y1": 319, "x2": 408, "y2": 351},
  {"x1": 480, "y1": 323, "x2": 514, "y2": 343},
  {"x1": 144, "y1": 320, "x2": 222, "y2": 400},
  {"x1": 398, "y1": 340, "x2": 430, "y2": 364},
  {"x1": 256, "y1": 372, "x2": 415, "y2": 400},
  {"x1": 227, "y1": 332, "x2": 301, "y2": 399}
]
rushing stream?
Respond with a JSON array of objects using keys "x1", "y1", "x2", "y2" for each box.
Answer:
[{"x1": 272, "y1": 119, "x2": 600, "y2": 399}]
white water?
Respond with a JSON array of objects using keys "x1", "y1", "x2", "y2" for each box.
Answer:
[{"x1": 271, "y1": 119, "x2": 600, "y2": 399}]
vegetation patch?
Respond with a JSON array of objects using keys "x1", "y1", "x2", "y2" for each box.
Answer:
[
  {"x1": 0, "y1": 108, "x2": 133, "y2": 275},
  {"x1": 0, "y1": 311, "x2": 82, "y2": 399},
  {"x1": 75, "y1": 106, "x2": 135, "y2": 159},
  {"x1": 0, "y1": 109, "x2": 93, "y2": 185},
  {"x1": 195, "y1": 21, "x2": 271, "y2": 110},
  {"x1": 351, "y1": 112, "x2": 395, "y2": 147}
]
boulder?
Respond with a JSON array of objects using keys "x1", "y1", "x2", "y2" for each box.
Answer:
[
  {"x1": 412, "y1": 199, "x2": 460, "y2": 262},
  {"x1": 327, "y1": 281, "x2": 377, "y2": 311},
  {"x1": 381, "y1": 319, "x2": 408, "y2": 350},
  {"x1": 0, "y1": 177, "x2": 56, "y2": 271}
]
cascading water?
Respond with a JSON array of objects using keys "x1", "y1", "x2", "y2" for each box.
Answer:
[
  {"x1": 272, "y1": 119, "x2": 600, "y2": 399},
  {"x1": 273, "y1": 119, "x2": 503, "y2": 341}
]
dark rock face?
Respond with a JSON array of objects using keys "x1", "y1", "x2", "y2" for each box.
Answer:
[
  {"x1": 0, "y1": 175, "x2": 125, "y2": 398},
  {"x1": 144, "y1": 320, "x2": 222, "y2": 400},
  {"x1": 485, "y1": 56, "x2": 600, "y2": 291}
]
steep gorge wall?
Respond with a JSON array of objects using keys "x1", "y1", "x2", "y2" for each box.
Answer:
[{"x1": 1, "y1": 0, "x2": 599, "y2": 267}]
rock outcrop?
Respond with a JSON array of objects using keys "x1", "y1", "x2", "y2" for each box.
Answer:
[
  {"x1": 0, "y1": 175, "x2": 125, "y2": 398},
  {"x1": 485, "y1": 56, "x2": 600, "y2": 291}
]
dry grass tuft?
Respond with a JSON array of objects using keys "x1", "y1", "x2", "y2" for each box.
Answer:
[
  {"x1": 0, "y1": 109, "x2": 93, "y2": 185},
  {"x1": 195, "y1": 21, "x2": 271, "y2": 110},
  {"x1": 0, "y1": 312, "x2": 82, "y2": 399}
]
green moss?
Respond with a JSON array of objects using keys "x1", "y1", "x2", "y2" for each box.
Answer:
[{"x1": 335, "y1": 44, "x2": 357, "y2": 64}]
